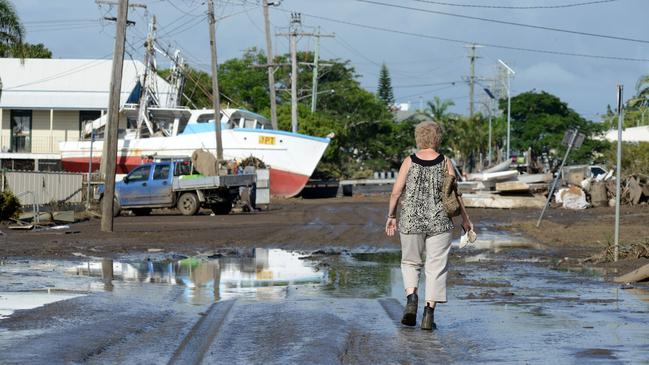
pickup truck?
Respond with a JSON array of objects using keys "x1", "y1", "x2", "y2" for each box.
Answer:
[{"x1": 100, "y1": 161, "x2": 255, "y2": 216}]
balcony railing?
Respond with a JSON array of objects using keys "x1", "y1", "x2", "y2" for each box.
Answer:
[{"x1": 0, "y1": 135, "x2": 81, "y2": 154}]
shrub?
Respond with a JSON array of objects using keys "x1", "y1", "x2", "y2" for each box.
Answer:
[
  {"x1": 605, "y1": 142, "x2": 649, "y2": 176},
  {"x1": 0, "y1": 190, "x2": 21, "y2": 221}
]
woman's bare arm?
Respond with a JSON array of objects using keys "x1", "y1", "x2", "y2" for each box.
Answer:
[
  {"x1": 388, "y1": 157, "x2": 411, "y2": 217},
  {"x1": 386, "y1": 157, "x2": 411, "y2": 236}
]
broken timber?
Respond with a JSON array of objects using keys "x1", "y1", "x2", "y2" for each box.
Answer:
[{"x1": 462, "y1": 193, "x2": 547, "y2": 209}]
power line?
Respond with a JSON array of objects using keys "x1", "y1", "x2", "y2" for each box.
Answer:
[
  {"x1": 269, "y1": 7, "x2": 649, "y2": 62},
  {"x1": 408, "y1": 0, "x2": 620, "y2": 10},
  {"x1": 356, "y1": 0, "x2": 649, "y2": 45}
]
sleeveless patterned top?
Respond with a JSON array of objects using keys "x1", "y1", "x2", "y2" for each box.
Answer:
[{"x1": 398, "y1": 153, "x2": 454, "y2": 235}]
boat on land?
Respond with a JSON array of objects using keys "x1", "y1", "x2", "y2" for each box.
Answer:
[{"x1": 59, "y1": 107, "x2": 331, "y2": 197}]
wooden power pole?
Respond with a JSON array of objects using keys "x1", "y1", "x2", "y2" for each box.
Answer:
[
  {"x1": 262, "y1": 0, "x2": 278, "y2": 130},
  {"x1": 101, "y1": 0, "x2": 129, "y2": 232},
  {"x1": 207, "y1": 0, "x2": 224, "y2": 164}
]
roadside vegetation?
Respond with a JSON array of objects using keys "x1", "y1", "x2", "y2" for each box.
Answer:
[{"x1": 0, "y1": 190, "x2": 21, "y2": 221}]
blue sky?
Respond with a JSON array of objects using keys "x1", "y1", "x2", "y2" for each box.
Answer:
[{"x1": 13, "y1": 0, "x2": 649, "y2": 120}]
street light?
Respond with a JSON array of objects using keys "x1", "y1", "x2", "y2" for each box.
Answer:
[
  {"x1": 498, "y1": 59, "x2": 515, "y2": 162},
  {"x1": 482, "y1": 87, "x2": 496, "y2": 164}
]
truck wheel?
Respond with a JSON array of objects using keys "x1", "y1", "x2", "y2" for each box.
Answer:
[
  {"x1": 211, "y1": 201, "x2": 232, "y2": 215},
  {"x1": 132, "y1": 208, "x2": 152, "y2": 216},
  {"x1": 101, "y1": 196, "x2": 121, "y2": 217},
  {"x1": 177, "y1": 192, "x2": 199, "y2": 216}
]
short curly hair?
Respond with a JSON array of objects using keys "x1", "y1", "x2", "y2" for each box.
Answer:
[{"x1": 414, "y1": 121, "x2": 443, "y2": 149}]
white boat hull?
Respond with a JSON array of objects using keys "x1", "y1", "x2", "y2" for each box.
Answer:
[{"x1": 60, "y1": 128, "x2": 330, "y2": 197}]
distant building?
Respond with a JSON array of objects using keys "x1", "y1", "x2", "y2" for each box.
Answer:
[{"x1": 0, "y1": 58, "x2": 172, "y2": 170}]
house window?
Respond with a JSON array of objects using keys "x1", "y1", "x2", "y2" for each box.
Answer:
[
  {"x1": 79, "y1": 110, "x2": 102, "y2": 139},
  {"x1": 10, "y1": 110, "x2": 32, "y2": 153}
]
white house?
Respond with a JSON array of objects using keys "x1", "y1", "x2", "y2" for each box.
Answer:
[{"x1": 0, "y1": 58, "x2": 172, "y2": 170}]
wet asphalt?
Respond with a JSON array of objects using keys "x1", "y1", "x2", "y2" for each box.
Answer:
[{"x1": 1, "y1": 235, "x2": 649, "y2": 364}]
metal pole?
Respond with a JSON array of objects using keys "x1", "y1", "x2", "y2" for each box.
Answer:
[
  {"x1": 310, "y1": 27, "x2": 320, "y2": 113},
  {"x1": 506, "y1": 72, "x2": 511, "y2": 161},
  {"x1": 469, "y1": 44, "x2": 475, "y2": 117},
  {"x1": 101, "y1": 0, "x2": 129, "y2": 232},
  {"x1": 87, "y1": 130, "x2": 94, "y2": 209},
  {"x1": 290, "y1": 28, "x2": 298, "y2": 133},
  {"x1": 536, "y1": 129, "x2": 578, "y2": 227},
  {"x1": 488, "y1": 107, "x2": 492, "y2": 164},
  {"x1": 207, "y1": 0, "x2": 224, "y2": 164},
  {"x1": 614, "y1": 85, "x2": 624, "y2": 262},
  {"x1": 262, "y1": 0, "x2": 278, "y2": 129}
]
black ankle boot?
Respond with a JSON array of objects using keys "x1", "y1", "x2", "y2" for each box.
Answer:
[
  {"x1": 421, "y1": 303, "x2": 436, "y2": 330},
  {"x1": 401, "y1": 293, "x2": 418, "y2": 326}
]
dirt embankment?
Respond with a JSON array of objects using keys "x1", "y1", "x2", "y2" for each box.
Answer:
[{"x1": 1, "y1": 196, "x2": 648, "y2": 273}]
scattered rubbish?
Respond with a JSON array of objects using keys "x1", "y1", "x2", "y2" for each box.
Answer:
[
  {"x1": 147, "y1": 248, "x2": 164, "y2": 253},
  {"x1": 555, "y1": 186, "x2": 589, "y2": 210},
  {"x1": 614, "y1": 262, "x2": 649, "y2": 284},
  {"x1": 583, "y1": 241, "x2": 649, "y2": 264},
  {"x1": 50, "y1": 225, "x2": 71, "y2": 230}
]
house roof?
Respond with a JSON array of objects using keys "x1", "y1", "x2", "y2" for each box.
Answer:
[
  {"x1": 0, "y1": 58, "x2": 173, "y2": 110},
  {"x1": 604, "y1": 125, "x2": 649, "y2": 143}
]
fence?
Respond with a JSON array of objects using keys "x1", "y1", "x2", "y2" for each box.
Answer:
[{"x1": 2, "y1": 170, "x2": 83, "y2": 206}]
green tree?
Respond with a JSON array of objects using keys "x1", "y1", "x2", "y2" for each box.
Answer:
[
  {"x1": 377, "y1": 63, "x2": 394, "y2": 106},
  {"x1": 0, "y1": 0, "x2": 23, "y2": 57},
  {"x1": 424, "y1": 96, "x2": 454, "y2": 121},
  {"x1": 7, "y1": 42, "x2": 52, "y2": 58},
  {"x1": 501, "y1": 90, "x2": 608, "y2": 164}
]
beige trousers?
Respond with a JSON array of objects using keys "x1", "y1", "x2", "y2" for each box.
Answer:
[{"x1": 400, "y1": 230, "x2": 453, "y2": 303}]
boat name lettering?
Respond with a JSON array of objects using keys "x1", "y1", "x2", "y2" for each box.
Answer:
[{"x1": 259, "y1": 136, "x2": 276, "y2": 145}]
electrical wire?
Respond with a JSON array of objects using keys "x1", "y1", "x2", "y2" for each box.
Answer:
[
  {"x1": 408, "y1": 0, "x2": 620, "y2": 10},
  {"x1": 356, "y1": 0, "x2": 649, "y2": 45},
  {"x1": 269, "y1": 7, "x2": 649, "y2": 62}
]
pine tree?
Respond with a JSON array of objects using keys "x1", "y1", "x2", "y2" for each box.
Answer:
[{"x1": 377, "y1": 63, "x2": 395, "y2": 107}]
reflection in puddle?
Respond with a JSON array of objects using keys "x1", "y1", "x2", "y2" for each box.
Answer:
[
  {"x1": 453, "y1": 230, "x2": 542, "y2": 252},
  {"x1": 65, "y1": 249, "x2": 325, "y2": 304},
  {"x1": 0, "y1": 291, "x2": 85, "y2": 319}
]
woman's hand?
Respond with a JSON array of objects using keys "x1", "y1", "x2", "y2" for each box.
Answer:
[
  {"x1": 462, "y1": 217, "x2": 474, "y2": 233},
  {"x1": 385, "y1": 218, "x2": 397, "y2": 237}
]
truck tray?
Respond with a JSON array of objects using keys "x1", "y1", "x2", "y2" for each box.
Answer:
[{"x1": 172, "y1": 174, "x2": 255, "y2": 190}]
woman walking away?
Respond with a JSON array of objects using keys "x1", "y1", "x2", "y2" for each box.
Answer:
[{"x1": 385, "y1": 121, "x2": 473, "y2": 331}]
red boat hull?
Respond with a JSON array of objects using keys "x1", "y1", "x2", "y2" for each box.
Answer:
[{"x1": 61, "y1": 157, "x2": 309, "y2": 198}]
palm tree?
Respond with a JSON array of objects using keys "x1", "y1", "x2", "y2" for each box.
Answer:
[
  {"x1": 0, "y1": 0, "x2": 24, "y2": 56},
  {"x1": 627, "y1": 75, "x2": 649, "y2": 126},
  {"x1": 0, "y1": 0, "x2": 24, "y2": 99},
  {"x1": 424, "y1": 96, "x2": 455, "y2": 121}
]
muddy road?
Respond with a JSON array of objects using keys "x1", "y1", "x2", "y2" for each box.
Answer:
[
  {"x1": 1, "y1": 197, "x2": 649, "y2": 363},
  {"x1": 1, "y1": 243, "x2": 649, "y2": 364},
  {"x1": 2, "y1": 197, "x2": 649, "y2": 265}
]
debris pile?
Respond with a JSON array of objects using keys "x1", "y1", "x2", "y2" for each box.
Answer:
[
  {"x1": 459, "y1": 162, "x2": 551, "y2": 209},
  {"x1": 579, "y1": 173, "x2": 649, "y2": 208}
]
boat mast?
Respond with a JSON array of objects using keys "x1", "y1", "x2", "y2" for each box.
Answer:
[{"x1": 136, "y1": 15, "x2": 157, "y2": 138}]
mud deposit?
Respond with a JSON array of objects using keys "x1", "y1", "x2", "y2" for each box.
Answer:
[{"x1": 1, "y1": 237, "x2": 648, "y2": 364}]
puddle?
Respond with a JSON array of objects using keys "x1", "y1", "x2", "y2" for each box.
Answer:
[
  {"x1": 452, "y1": 229, "x2": 542, "y2": 252},
  {"x1": 0, "y1": 291, "x2": 85, "y2": 319}
]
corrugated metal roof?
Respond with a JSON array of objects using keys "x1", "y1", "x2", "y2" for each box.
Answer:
[{"x1": 0, "y1": 58, "x2": 173, "y2": 110}]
